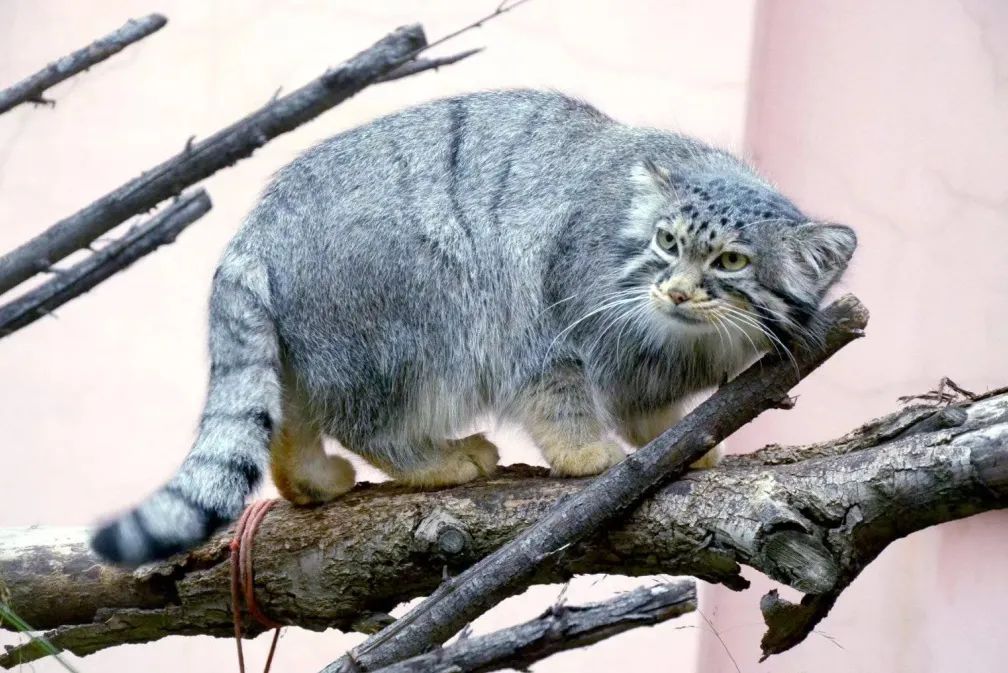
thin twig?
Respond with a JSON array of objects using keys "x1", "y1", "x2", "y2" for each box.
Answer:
[
  {"x1": 0, "y1": 190, "x2": 211, "y2": 339},
  {"x1": 898, "y1": 376, "x2": 979, "y2": 405},
  {"x1": 378, "y1": 48, "x2": 484, "y2": 83},
  {"x1": 419, "y1": 0, "x2": 532, "y2": 57},
  {"x1": 373, "y1": 0, "x2": 529, "y2": 86},
  {"x1": 0, "y1": 14, "x2": 167, "y2": 115},
  {"x1": 0, "y1": 604, "x2": 79, "y2": 673}
]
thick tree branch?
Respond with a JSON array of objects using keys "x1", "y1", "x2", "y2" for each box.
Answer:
[
  {"x1": 0, "y1": 14, "x2": 167, "y2": 115},
  {"x1": 322, "y1": 295, "x2": 868, "y2": 673},
  {"x1": 1, "y1": 387, "x2": 1006, "y2": 667},
  {"x1": 0, "y1": 190, "x2": 211, "y2": 339},
  {"x1": 370, "y1": 580, "x2": 696, "y2": 673},
  {"x1": 0, "y1": 23, "x2": 430, "y2": 297}
]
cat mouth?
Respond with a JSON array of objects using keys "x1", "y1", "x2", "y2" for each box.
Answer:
[{"x1": 650, "y1": 296, "x2": 713, "y2": 326}]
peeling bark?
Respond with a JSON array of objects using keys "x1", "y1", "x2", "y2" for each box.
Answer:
[{"x1": 2, "y1": 388, "x2": 1005, "y2": 668}]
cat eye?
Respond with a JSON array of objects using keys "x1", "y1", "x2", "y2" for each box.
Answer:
[
  {"x1": 655, "y1": 229, "x2": 678, "y2": 255},
  {"x1": 715, "y1": 251, "x2": 750, "y2": 271}
]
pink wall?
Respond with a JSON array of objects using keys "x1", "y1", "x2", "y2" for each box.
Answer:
[
  {"x1": 700, "y1": 2, "x2": 1008, "y2": 672},
  {"x1": 0, "y1": 2, "x2": 756, "y2": 671}
]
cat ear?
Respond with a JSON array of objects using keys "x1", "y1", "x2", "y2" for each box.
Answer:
[
  {"x1": 630, "y1": 159, "x2": 674, "y2": 195},
  {"x1": 626, "y1": 160, "x2": 678, "y2": 237},
  {"x1": 790, "y1": 222, "x2": 857, "y2": 292}
]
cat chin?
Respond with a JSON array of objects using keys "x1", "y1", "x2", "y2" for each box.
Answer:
[
  {"x1": 669, "y1": 319, "x2": 719, "y2": 337},
  {"x1": 650, "y1": 309, "x2": 720, "y2": 338},
  {"x1": 650, "y1": 306, "x2": 715, "y2": 332}
]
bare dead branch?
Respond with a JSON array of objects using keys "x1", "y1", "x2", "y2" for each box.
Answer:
[
  {"x1": 321, "y1": 295, "x2": 868, "y2": 673},
  {"x1": 0, "y1": 24, "x2": 429, "y2": 298},
  {"x1": 0, "y1": 14, "x2": 167, "y2": 115},
  {"x1": 0, "y1": 190, "x2": 211, "y2": 339},
  {"x1": 369, "y1": 580, "x2": 696, "y2": 673},
  {"x1": 2, "y1": 385, "x2": 1006, "y2": 667},
  {"x1": 378, "y1": 48, "x2": 484, "y2": 83}
]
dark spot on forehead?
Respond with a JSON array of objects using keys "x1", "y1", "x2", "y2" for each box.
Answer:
[
  {"x1": 709, "y1": 230, "x2": 716, "y2": 240},
  {"x1": 676, "y1": 175, "x2": 805, "y2": 231}
]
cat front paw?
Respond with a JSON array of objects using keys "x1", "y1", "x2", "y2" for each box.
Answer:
[{"x1": 547, "y1": 439, "x2": 625, "y2": 477}]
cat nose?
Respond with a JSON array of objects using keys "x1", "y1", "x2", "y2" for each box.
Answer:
[{"x1": 666, "y1": 289, "x2": 689, "y2": 305}]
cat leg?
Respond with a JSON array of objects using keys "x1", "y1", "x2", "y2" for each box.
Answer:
[
  {"x1": 619, "y1": 404, "x2": 723, "y2": 469},
  {"x1": 521, "y1": 372, "x2": 625, "y2": 477},
  {"x1": 383, "y1": 433, "x2": 500, "y2": 489},
  {"x1": 270, "y1": 401, "x2": 355, "y2": 505},
  {"x1": 619, "y1": 404, "x2": 683, "y2": 448}
]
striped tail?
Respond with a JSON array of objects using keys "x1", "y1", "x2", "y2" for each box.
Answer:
[{"x1": 91, "y1": 251, "x2": 282, "y2": 565}]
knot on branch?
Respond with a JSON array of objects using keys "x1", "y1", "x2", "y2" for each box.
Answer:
[{"x1": 413, "y1": 510, "x2": 473, "y2": 560}]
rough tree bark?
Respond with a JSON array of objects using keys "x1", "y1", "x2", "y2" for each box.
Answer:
[{"x1": 2, "y1": 385, "x2": 1005, "y2": 668}]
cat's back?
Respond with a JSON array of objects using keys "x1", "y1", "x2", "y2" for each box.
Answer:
[
  {"x1": 231, "y1": 89, "x2": 624, "y2": 334},
  {"x1": 230, "y1": 91, "x2": 618, "y2": 381},
  {"x1": 241, "y1": 89, "x2": 614, "y2": 246}
]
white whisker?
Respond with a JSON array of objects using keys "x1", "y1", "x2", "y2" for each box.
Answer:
[
  {"x1": 542, "y1": 294, "x2": 643, "y2": 369},
  {"x1": 717, "y1": 311, "x2": 762, "y2": 360},
  {"x1": 719, "y1": 304, "x2": 800, "y2": 377}
]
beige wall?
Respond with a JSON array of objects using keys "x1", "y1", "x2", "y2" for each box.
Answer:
[
  {"x1": 700, "y1": 2, "x2": 1008, "y2": 672},
  {"x1": 0, "y1": 1, "x2": 756, "y2": 671}
]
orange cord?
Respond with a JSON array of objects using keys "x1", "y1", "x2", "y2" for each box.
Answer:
[{"x1": 229, "y1": 499, "x2": 281, "y2": 673}]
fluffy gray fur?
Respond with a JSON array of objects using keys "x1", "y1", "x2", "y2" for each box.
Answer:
[{"x1": 91, "y1": 89, "x2": 856, "y2": 564}]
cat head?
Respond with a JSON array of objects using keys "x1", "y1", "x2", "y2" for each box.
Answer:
[{"x1": 619, "y1": 159, "x2": 856, "y2": 348}]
